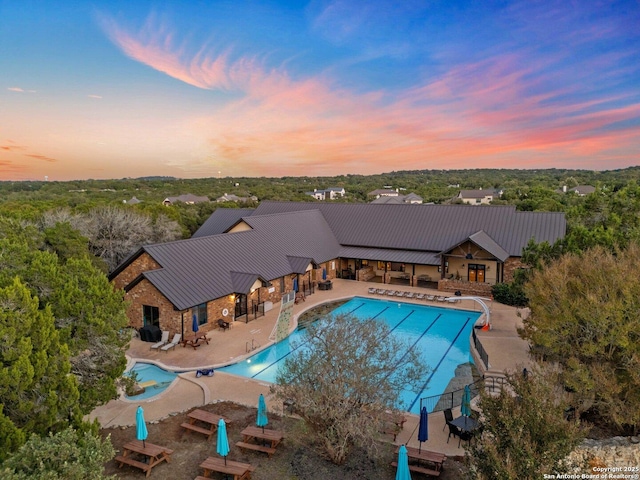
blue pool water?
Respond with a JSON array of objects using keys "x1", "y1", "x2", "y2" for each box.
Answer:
[
  {"x1": 125, "y1": 362, "x2": 178, "y2": 400},
  {"x1": 220, "y1": 297, "x2": 481, "y2": 414}
]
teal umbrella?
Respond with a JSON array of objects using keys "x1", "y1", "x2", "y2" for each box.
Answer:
[
  {"x1": 461, "y1": 385, "x2": 472, "y2": 417},
  {"x1": 217, "y1": 418, "x2": 230, "y2": 465},
  {"x1": 395, "y1": 445, "x2": 412, "y2": 480},
  {"x1": 136, "y1": 405, "x2": 148, "y2": 448},
  {"x1": 257, "y1": 394, "x2": 268, "y2": 433}
]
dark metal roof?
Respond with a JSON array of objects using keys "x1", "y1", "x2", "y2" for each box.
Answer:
[
  {"x1": 192, "y1": 208, "x2": 254, "y2": 238},
  {"x1": 468, "y1": 231, "x2": 510, "y2": 262},
  {"x1": 287, "y1": 256, "x2": 314, "y2": 274},
  {"x1": 252, "y1": 202, "x2": 565, "y2": 256},
  {"x1": 139, "y1": 209, "x2": 340, "y2": 310},
  {"x1": 339, "y1": 246, "x2": 440, "y2": 265}
]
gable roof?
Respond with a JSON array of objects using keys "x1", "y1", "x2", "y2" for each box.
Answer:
[
  {"x1": 130, "y1": 209, "x2": 340, "y2": 310},
  {"x1": 251, "y1": 201, "x2": 565, "y2": 257},
  {"x1": 458, "y1": 189, "x2": 499, "y2": 198},
  {"x1": 192, "y1": 208, "x2": 254, "y2": 238}
]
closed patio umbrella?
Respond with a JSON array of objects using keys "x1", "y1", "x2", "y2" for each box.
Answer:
[
  {"x1": 293, "y1": 278, "x2": 298, "y2": 292},
  {"x1": 192, "y1": 314, "x2": 199, "y2": 334},
  {"x1": 257, "y1": 394, "x2": 268, "y2": 433},
  {"x1": 322, "y1": 268, "x2": 327, "y2": 280},
  {"x1": 395, "y1": 444, "x2": 412, "y2": 480},
  {"x1": 217, "y1": 418, "x2": 230, "y2": 465},
  {"x1": 461, "y1": 385, "x2": 472, "y2": 417},
  {"x1": 417, "y1": 406, "x2": 428, "y2": 452},
  {"x1": 136, "y1": 405, "x2": 148, "y2": 448}
]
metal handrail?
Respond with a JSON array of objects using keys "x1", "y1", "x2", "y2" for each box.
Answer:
[{"x1": 419, "y1": 374, "x2": 507, "y2": 413}]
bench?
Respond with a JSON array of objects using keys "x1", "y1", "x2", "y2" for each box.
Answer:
[
  {"x1": 391, "y1": 461, "x2": 441, "y2": 477},
  {"x1": 114, "y1": 455, "x2": 150, "y2": 473},
  {"x1": 236, "y1": 441, "x2": 277, "y2": 457},
  {"x1": 181, "y1": 422, "x2": 215, "y2": 440}
]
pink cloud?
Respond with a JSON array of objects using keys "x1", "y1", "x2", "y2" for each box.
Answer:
[{"x1": 101, "y1": 14, "x2": 640, "y2": 176}]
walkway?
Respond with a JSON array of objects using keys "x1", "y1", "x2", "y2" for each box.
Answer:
[{"x1": 89, "y1": 279, "x2": 530, "y2": 457}]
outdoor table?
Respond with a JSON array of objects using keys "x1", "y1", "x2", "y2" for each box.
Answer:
[
  {"x1": 199, "y1": 456, "x2": 255, "y2": 480},
  {"x1": 115, "y1": 440, "x2": 173, "y2": 477},
  {"x1": 240, "y1": 425, "x2": 285, "y2": 448},
  {"x1": 400, "y1": 446, "x2": 446, "y2": 472},
  {"x1": 181, "y1": 409, "x2": 229, "y2": 440},
  {"x1": 181, "y1": 331, "x2": 209, "y2": 350},
  {"x1": 449, "y1": 415, "x2": 478, "y2": 433}
]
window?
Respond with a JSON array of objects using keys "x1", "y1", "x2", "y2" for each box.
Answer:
[
  {"x1": 438, "y1": 261, "x2": 449, "y2": 273},
  {"x1": 193, "y1": 303, "x2": 208, "y2": 325},
  {"x1": 390, "y1": 262, "x2": 404, "y2": 272},
  {"x1": 280, "y1": 277, "x2": 285, "y2": 292},
  {"x1": 142, "y1": 305, "x2": 159, "y2": 327},
  {"x1": 377, "y1": 261, "x2": 386, "y2": 270}
]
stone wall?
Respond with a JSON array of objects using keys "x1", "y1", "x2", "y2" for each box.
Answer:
[
  {"x1": 125, "y1": 278, "x2": 182, "y2": 333},
  {"x1": 438, "y1": 278, "x2": 493, "y2": 297},
  {"x1": 563, "y1": 437, "x2": 640, "y2": 474},
  {"x1": 112, "y1": 252, "x2": 160, "y2": 290},
  {"x1": 503, "y1": 257, "x2": 524, "y2": 283}
]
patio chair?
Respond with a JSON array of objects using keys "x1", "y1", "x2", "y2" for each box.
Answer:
[
  {"x1": 436, "y1": 296, "x2": 447, "y2": 302},
  {"x1": 150, "y1": 330, "x2": 170, "y2": 350},
  {"x1": 442, "y1": 408, "x2": 453, "y2": 430},
  {"x1": 404, "y1": 291, "x2": 415, "y2": 298},
  {"x1": 426, "y1": 294, "x2": 436, "y2": 301},
  {"x1": 376, "y1": 289, "x2": 387, "y2": 295},
  {"x1": 415, "y1": 293, "x2": 426, "y2": 300},
  {"x1": 458, "y1": 429, "x2": 473, "y2": 447},
  {"x1": 161, "y1": 334, "x2": 181, "y2": 352},
  {"x1": 386, "y1": 290, "x2": 397, "y2": 296},
  {"x1": 446, "y1": 423, "x2": 461, "y2": 444},
  {"x1": 395, "y1": 291, "x2": 404, "y2": 297},
  {"x1": 368, "y1": 287, "x2": 377, "y2": 294},
  {"x1": 217, "y1": 318, "x2": 230, "y2": 331}
]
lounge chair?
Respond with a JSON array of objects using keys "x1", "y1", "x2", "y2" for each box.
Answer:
[
  {"x1": 404, "y1": 291, "x2": 415, "y2": 298},
  {"x1": 415, "y1": 293, "x2": 426, "y2": 300},
  {"x1": 376, "y1": 289, "x2": 387, "y2": 295},
  {"x1": 436, "y1": 296, "x2": 447, "y2": 302},
  {"x1": 217, "y1": 318, "x2": 230, "y2": 331},
  {"x1": 426, "y1": 294, "x2": 436, "y2": 301},
  {"x1": 395, "y1": 290, "x2": 404, "y2": 297},
  {"x1": 386, "y1": 290, "x2": 397, "y2": 296},
  {"x1": 150, "y1": 330, "x2": 169, "y2": 350},
  {"x1": 368, "y1": 287, "x2": 377, "y2": 294},
  {"x1": 161, "y1": 334, "x2": 181, "y2": 352}
]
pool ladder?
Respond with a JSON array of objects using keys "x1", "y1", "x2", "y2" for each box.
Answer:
[{"x1": 246, "y1": 339, "x2": 260, "y2": 353}]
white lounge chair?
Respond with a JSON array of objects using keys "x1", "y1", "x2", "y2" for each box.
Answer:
[
  {"x1": 376, "y1": 289, "x2": 387, "y2": 295},
  {"x1": 386, "y1": 290, "x2": 397, "y2": 296},
  {"x1": 368, "y1": 287, "x2": 377, "y2": 294},
  {"x1": 150, "y1": 330, "x2": 169, "y2": 350},
  {"x1": 404, "y1": 291, "x2": 415, "y2": 299},
  {"x1": 395, "y1": 291, "x2": 404, "y2": 297},
  {"x1": 161, "y1": 334, "x2": 182, "y2": 352},
  {"x1": 426, "y1": 294, "x2": 436, "y2": 301},
  {"x1": 436, "y1": 296, "x2": 447, "y2": 302},
  {"x1": 416, "y1": 293, "x2": 426, "y2": 300}
]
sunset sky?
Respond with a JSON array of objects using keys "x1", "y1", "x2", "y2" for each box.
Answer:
[{"x1": 1, "y1": 1, "x2": 639, "y2": 181}]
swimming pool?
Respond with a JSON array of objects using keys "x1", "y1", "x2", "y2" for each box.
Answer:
[
  {"x1": 220, "y1": 297, "x2": 481, "y2": 414},
  {"x1": 125, "y1": 362, "x2": 178, "y2": 400}
]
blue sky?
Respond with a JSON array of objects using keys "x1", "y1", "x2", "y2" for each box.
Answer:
[{"x1": 1, "y1": 0, "x2": 639, "y2": 180}]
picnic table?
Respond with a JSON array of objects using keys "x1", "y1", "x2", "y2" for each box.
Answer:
[
  {"x1": 181, "y1": 331, "x2": 209, "y2": 350},
  {"x1": 392, "y1": 446, "x2": 446, "y2": 477},
  {"x1": 114, "y1": 440, "x2": 173, "y2": 477},
  {"x1": 198, "y1": 456, "x2": 255, "y2": 480},
  {"x1": 181, "y1": 409, "x2": 229, "y2": 441},
  {"x1": 236, "y1": 426, "x2": 284, "y2": 456}
]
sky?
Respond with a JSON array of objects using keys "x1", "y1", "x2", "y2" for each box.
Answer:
[{"x1": 1, "y1": 1, "x2": 639, "y2": 181}]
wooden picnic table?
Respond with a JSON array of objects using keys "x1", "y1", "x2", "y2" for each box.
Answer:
[
  {"x1": 198, "y1": 456, "x2": 255, "y2": 480},
  {"x1": 240, "y1": 426, "x2": 284, "y2": 447},
  {"x1": 392, "y1": 445, "x2": 446, "y2": 477},
  {"x1": 181, "y1": 409, "x2": 229, "y2": 441},
  {"x1": 114, "y1": 440, "x2": 173, "y2": 477},
  {"x1": 181, "y1": 331, "x2": 209, "y2": 350}
]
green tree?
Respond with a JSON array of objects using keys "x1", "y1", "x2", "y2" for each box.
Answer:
[
  {"x1": 271, "y1": 314, "x2": 427, "y2": 464},
  {"x1": 521, "y1": 244, "x2": 640, "y2": 434},
  {"x1": 0, "y1": 279, "x2": 80, "y2": 460},
  {"x1": 466, "y1": 367, "x2": 584, "y2": 480},
  {"x1": 0, "y1": 428, "x2": 115, "y2": 480}
]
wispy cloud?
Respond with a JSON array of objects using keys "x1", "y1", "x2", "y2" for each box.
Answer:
[
  {"x1": 7, "y1": 87, "x2": 36, "y2": 93},
  {"x1": 25, "y1": 154, "x2": 57, "y2": 162},
  {"x1": 100, "y1": 9, "x2": 640, "y2": 176},
  {"x1": 88, "y1": 94, "x2": 103, "y2": 99}
]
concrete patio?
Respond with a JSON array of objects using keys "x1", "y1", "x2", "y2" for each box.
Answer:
[{"x1": 89, "y1": 278, "x2": 530, "y2": 457}]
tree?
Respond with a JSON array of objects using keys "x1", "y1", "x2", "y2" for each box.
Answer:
[
  {"x1": 521, "y1": 244, "x2": 640, "y2": 434},
  {"x1": 466, "y1": 367, "x2": 584, "y2": 480},
  {"x1": 0, "y1": 428, "x2": 115, "y2": 480},
  {"x1": 271, "y1": 314, "x2": 427, "y2": 464},
  {"x1": 0, "y1": 279, "x2": 80, "y2": 460}
]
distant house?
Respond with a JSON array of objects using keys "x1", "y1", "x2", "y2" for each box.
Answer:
[
  {"x1": 370, "y1": 192, "x2": 423, "y2": 204},
  {"x1": 216, "y1": 193, "x2": 258, "y2": 203},
  {"x1": 305, "y1": 187, "x2": 346, "y2": 201},
  {"x1": 557, "y1": 185, "x2": 596, "y2": 196},
  {"x1": 457, "y1": 189, "x2": 503, "y2": 205},
  {"x1": 368, "y1": 188, "x2": 399, "y2": 199},
  {"x1": 163, "y1": 194, "x2": 210, "y2": 206},
  {"x1": 124, "y1": 196, "x2": 142, "y2": 205}
]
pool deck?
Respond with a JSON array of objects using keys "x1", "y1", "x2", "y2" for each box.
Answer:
[{"x1": 89, "y1": 279, "x2": 531, "y2": 457}]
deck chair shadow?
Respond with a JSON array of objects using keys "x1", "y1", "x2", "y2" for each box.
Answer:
[
  {"x1": 161, "y1": 334, "x2": 181, "y2": 352},
  {"x1": 150, "y1": 330, "x2": 170, "y2": 350}
]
